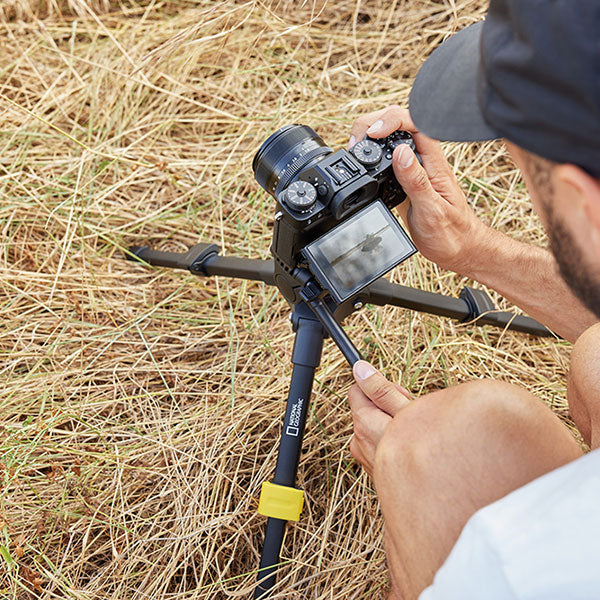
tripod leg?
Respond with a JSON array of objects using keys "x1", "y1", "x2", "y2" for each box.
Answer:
[{"x1": 254, "y1": 304, "x2": 324, "y2": 598}]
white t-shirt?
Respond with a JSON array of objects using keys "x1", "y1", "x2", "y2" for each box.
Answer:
[{"x1": 419, "y1": 449, "x2": 600, "y2": 599}]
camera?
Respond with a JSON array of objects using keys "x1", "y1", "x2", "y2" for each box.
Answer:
[{"x1": 252, "y1": 125, "x2": 417, "y2": 306}]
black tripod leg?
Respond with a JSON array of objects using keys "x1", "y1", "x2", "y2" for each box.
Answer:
[
  {"x1": 127, "y1": 244, "x2": 553, "y2": 337},
  {"x1": 364, "y1": 278, "x2": 554, "y2": 337},
  {"x1": 254, "y1": 304, "x2": 324, "y2": 598}
]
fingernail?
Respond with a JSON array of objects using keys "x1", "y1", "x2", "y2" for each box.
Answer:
[
  {"x1": 366, "y1": 120, "x2": 383, "y2": 134},
  {"x1": 397, "y1": 144, "x2": 414, "y2": 168},
  {"x1": 348, "y1": 135, "x2": 356, "y2": 149},
  {"x1": 354, "y1": 360, "x2": 377, "y2": 380}
]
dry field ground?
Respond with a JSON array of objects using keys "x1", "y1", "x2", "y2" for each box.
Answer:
[{"x1": 0, "y1": 1, "x2": 578, "y2": 598}]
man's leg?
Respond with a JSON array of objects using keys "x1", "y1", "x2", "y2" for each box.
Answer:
[
  {"x1": 568, "y1": 322, "x2": 600, "y2": 449},
  {"x1": 373, "y1": 379, "x2": 583, "y2": 600}
]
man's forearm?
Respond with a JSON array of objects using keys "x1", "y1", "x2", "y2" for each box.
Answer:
[{"x1": 462, "y1": 227, "x2": 597, "y2": 343}]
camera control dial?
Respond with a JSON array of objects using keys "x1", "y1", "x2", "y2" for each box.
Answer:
[
  {"x1": 285, "y1": 181, "x2": 317, "y2": 212},
  {"x1": 385, "y1": 130, "x2": 414, "y2": 151},
  {"x1": 351, "y1": 140, "x2": 383, "y2": 166}
]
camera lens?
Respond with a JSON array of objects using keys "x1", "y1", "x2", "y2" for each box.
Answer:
[{"x1": 253, "y1": 125, "x2": 332, "y2": 197}]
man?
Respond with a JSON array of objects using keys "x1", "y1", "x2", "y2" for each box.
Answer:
[{"x1": 346, "y1": 1, "x2": 600, "y2": 598}]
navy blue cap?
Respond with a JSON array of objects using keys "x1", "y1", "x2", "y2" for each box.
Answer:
[{"x1": 409, "y1": 0, "x2": 600, "y2": 177}]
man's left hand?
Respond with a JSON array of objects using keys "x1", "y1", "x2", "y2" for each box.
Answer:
[{"x1": 348, "y1": 361, "x2": 411, "y2": 477}]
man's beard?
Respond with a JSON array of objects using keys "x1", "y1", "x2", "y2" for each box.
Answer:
[{"x1": 548, "y1": 215, "x2": 600, "y2": 319}]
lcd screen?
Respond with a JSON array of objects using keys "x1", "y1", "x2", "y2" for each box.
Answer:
[{"x1": 302, "y1": 201, "x2": 416, "y2": 303}]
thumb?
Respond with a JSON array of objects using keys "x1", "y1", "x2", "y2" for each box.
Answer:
[
  {"x1": 353, "y1": 361, "x2": 410, "y2": 416},
  {"x1": 392, "y1": 143, "x2": 436, "y2": 205}
]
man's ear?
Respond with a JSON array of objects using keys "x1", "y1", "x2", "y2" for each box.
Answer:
[{"x1": 554, "y1": 165, "x2": 600, "y2": 231}]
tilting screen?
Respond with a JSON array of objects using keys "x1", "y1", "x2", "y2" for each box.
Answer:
[{"x1": 302, "y1": 201, "x2": 417, "y2": 303}]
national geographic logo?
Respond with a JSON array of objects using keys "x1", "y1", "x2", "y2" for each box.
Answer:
[{"x1": 285, "y1": 397, "x2": 304, "y2": 436}]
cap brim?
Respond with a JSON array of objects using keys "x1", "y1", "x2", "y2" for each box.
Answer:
[{"x1": 409, "y1": 21, "x2": 499, "y2": 143}]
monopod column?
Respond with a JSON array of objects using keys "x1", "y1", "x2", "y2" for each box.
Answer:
[{"x1": 254, "y1": 303, "x2": 325, "y2": 598}]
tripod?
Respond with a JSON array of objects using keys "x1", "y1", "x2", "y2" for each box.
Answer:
[{"x1": 127, "y1": 241, "x2": 551, "y2": 598}]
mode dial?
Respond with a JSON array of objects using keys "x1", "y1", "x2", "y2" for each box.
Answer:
[
  {"x1": 351, "y1": 140, "x2": 383, "y2": 166},
  {"x1": 285, "y1": 181, "x2": 317, "y2": 212}
]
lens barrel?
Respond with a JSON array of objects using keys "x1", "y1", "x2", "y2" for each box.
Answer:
[{"x1": 253, "y1": 125, "x2": 332, "y2": 197}]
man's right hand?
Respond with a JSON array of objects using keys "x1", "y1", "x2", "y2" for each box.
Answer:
[{"x1": 349, "y1": 105, "x2": 492, "y2": 275}]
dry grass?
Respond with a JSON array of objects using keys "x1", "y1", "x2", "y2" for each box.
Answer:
[{"x1": 0, "y1": 1, "x2": 576, "y2": 598}]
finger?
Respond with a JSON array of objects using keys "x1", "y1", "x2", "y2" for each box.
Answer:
[
  {"x1": 363, "y1": 105, "x2": 418, "y2": 139},
  {"x1": 409, "y1": 130, "x2": 453, "y2": 179},
  {"x1": 394, "y1": 195, "x2": 411, "y2": 227},
  {"x1": 397, "y1": 107, "x2": 456, "y2": 182},
  {"x1": 349, "y1": 436, "x2": 373, "y2": 477},
  {"x1": 393, "y1": 382, "x2": 412, "y2": 399},
  {"x1": 352, "y1": 361, "x2": 410, "y2": 416},
  {"x1": 349, "y1": 105, "x2": 417, "y2": 148},
  {"x1": 349, "y1": 436, "x2": 365, "y2": 464},
  {"x1": 348, "y1": 385, "x2": 391, "y2": 457},
  {"x1": 348, "y1": 381, "x2": 374, "y2": 413},
  {"x1": 393, "y1": 143, "x2": 444, "y2": 210},
  {"x1": 348, "y1": 384, "x2": 392, "y2": 431},
  {"x1": 353, "y1": 105, "x2": 416, "y2": 142},
  {"x1": 349, "y1": 107, "x2": 389, "y2": 148}
]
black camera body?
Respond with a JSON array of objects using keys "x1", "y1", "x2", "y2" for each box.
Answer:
[{"x1": 253, "y1": 125, "x2": 418, "y2": 306}]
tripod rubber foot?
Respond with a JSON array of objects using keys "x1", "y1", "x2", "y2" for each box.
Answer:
[{"x1": 258, "y1": 482, "x2": 305, "y2": 521}]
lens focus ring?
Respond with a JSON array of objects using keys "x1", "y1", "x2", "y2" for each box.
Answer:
[
  {"x1": 252, "y1": 124, "x2": 332, "y2": 198},
  {"x1": 276, "y1": 146, "x2": 331, "y2": 193}
]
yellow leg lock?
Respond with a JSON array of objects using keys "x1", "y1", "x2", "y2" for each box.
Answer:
[{"x1": 257, "y1": 481, "x2": 305, "y2": 521}]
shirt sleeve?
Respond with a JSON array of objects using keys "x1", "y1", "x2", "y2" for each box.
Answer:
[{"x1": 419, "y1": 449, "x2": 600, "y2": 600}]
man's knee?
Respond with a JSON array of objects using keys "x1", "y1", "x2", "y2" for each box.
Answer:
[
  {"x1": 375, "y1": 379, "x2": 580, "y2": 487},
  {"x1": 569, "y1": 322, "x2": 600, "y2": 447},
  {"x1": 376, "y1": 380, "x2": 530, "y2": 463}
]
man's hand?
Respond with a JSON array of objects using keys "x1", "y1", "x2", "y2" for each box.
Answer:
[
  {"x1": 349, "y1": 105, "x2": 492, "y2": 275},
  {"x1": 348, "y1": 360, "x2": 410, "y2": 477}
]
